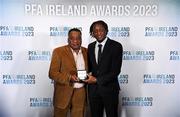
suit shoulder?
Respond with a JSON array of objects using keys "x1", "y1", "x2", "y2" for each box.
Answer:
[
  {"x1": 81, "y1": 46, "x2": 87, "y2": 52},
  {"x1": 88, "y1": 41, "x2": 96, "y2": 48},
  {"x1": 81, "y1": 46, "x2": 87, "y2": 50},
  {"x1": 109, "y1": 39, "x2": 123, "y2": 48},
  {"x1": 53, "y1": 45, "x2": 68, "y2": 52}
]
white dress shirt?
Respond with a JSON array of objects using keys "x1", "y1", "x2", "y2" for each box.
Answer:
[{"x1": 71, "y1": 48, "x2": 85, "y2": 88}]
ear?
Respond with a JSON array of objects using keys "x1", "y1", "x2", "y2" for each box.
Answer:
[
  {"x1": 91, "y1": 32, "x2": 94, "y2": 37},
  {"x1": 67, "y1": 38, "x2": 70, "y2": 44}
]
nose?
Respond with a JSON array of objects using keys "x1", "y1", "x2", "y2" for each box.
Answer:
[
  {"x1": 72, "y1": 39, "x2": 77, "y2": 43},
  {"x1": 97, "y1": 31, "x2": 101, "y2": 35}
]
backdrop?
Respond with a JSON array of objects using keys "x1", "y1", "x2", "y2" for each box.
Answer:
[{"x1": 0, "y1": 0, "x2": 180, "y2": 117}]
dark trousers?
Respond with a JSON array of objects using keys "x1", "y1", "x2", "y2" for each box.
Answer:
[{"x1": 89, "y1": 92, "x2": 119, "y2": 117}]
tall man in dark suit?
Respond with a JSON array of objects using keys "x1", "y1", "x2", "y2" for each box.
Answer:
[
  {"x1": 84, "y1": 20, "x2": 123, "y2": 117},
  {"x1": 49, "y1": 28, "x2": 88, "y2": 117}
]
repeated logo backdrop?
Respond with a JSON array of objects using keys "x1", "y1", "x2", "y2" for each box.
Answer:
[{"x1": 0, "y1": 0, "x2": 180, "y2": 117}]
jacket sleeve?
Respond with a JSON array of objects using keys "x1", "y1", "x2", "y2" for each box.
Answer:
[
  {"x1": 97, "y1": 43, "x2": 123, "y2": 86},
  {"x1": 48, "y1": 49, "x2": 70, "y2": 85}
]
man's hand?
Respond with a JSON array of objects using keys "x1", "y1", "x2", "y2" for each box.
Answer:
[
  {"x1": 69, "y1": 71, "x2": 79, "y2": 82},
  {"x1": 84, "y1": 75, "x2": 97, "y2": 84},
  {"x1": 70, "y1": 75, "x2": 79, "y2": 82}
]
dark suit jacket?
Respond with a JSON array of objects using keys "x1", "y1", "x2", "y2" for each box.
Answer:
[
  {"x1": 49, "y1": 45, "x2": 88, "y2": 109},
  {"x1": 88, "y1": 38, "x2": 123, "y2": 97}
]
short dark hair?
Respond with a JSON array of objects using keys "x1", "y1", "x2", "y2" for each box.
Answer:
[
  {"x1": 68, "y1": 28, "x2": 82, "y2": 36},
  {"x1": 89, "y1": 20, "x2": 108, "y2": 36}
]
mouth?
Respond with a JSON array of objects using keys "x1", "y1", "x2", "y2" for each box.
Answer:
[
  {"x1": 98, "y1": 36, "x2": 102, "y2": 38},
  {"x1": 97, "y1": 35, "x2": 103, "y2": 39},
  {"x1": 72, "y1": 44, "x2": 80, "y2": 48}
]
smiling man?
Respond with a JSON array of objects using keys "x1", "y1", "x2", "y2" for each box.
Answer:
[
  {"x1": 85, "y1": 20, "x2": 123, "y2": 117},
  {"x1": 49, "y1": 28, "x2": 88, "y2": 117}
]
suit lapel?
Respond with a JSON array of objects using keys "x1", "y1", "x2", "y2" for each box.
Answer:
[
  {"x1": 102, "y1": 38, "x2": 111, "y2": 56},
  {"x1": 91, "y1": 42, "x2": 98, "y2": 66},
  {"x1": 82, "y1": 48, "x2": 88, "y2": 71},
  {"x1": 65, "y1": 45, "x2": 77, "y2": 69},
  {"x1": 98, "y1": 38, "x2": 111, "y2": 66}
]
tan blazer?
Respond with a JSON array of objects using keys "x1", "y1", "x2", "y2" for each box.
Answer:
[{"x1": 49, "y1": 45, "x2": 88, "y2": 109}]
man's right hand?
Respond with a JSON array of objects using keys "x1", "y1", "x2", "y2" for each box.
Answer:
[{"x1": 70, "y1": 74, "x2": 79, "y2": 82}]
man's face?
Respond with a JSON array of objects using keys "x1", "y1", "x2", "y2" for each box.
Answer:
[
  {"x1": 68, "y1": 31, "x2": 82, "y2": 50},
  {"x1": 92, "y1": 24, "x2": 107, "y2": 43}
]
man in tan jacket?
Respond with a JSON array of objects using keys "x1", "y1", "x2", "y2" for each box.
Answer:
[{"x1": 49, "y1": 28, "x2": 88, "y2": 117}]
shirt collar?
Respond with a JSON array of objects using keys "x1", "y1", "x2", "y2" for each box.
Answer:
[
  {"x1": 96, "y1": 37, "x2": 108, "y2": 47},
  {"x1": 70, "y1": 47, "x2": 82, "y2": 54}
]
